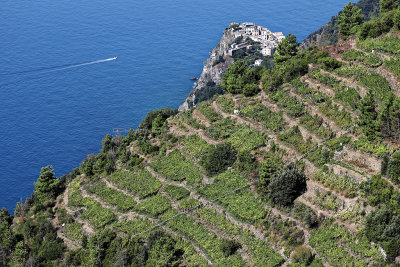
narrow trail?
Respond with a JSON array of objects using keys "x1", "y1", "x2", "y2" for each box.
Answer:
[
  {"x1": 51, "y1": 194, "x2": 81, "y2": 250},
  {"x1": 192, "y1": 109, "x2": 212, "y2": 127},
  {"x1": 326, "y1": 163, "x2": 367, "y2": 183},
  {"x1": 382, "y1": 175, "x2": 400, "y2": 192},
  {"x1": 62, "y1": 187, "x2": 95, "y2": 235}
]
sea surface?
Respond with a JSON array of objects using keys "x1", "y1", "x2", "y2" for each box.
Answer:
[{"x1": 0, "y1": 0, "x2": 353, "y2": 212}]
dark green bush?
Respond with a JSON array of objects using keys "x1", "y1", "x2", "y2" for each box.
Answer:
[
  {"x1": 200, "y1": 143, "x2": 237, "y2": 176},
  {"x1": 243, "y1": 83, "x2": 260, "y2": 96},
  {"x1": 292, "y1": 246, "x2": 314, "y2": 265},
  {"x1": 318, "y1": 57, "x2": 342, "y2": 71},
  {"x1": 269, "y1": 163, "x2": 307, "y2": 207},
  {"x1": 219, "y1": 239, "x2": 241, "y2": 257}
]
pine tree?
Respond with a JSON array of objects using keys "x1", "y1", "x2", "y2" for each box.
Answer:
[
  {"x1": 33, "y1": 166, "x2": 59, "y2": 204},
  {"x1": 338, "y1": 3, "x2": 364, "y2": 39},
  {"x1": 380, "y1": 0, "x2": 399, "y2": 13},
  {"x1": 274, "y1": 34, "x2": 298, "y2": 64}
]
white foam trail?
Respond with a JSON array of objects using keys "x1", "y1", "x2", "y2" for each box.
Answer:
[
  {"x1": 0, "y1": 57, "x2": 117, "y2": 76},
  {"x1": 0, "y1": 57, "x2": 117, "y2": 88},
  {"x1": 43, "y1": 57, "x2": 117, "y2": 73}
]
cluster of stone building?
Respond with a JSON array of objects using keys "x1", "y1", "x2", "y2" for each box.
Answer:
[{"x1": 227, "y1": 22, "x2": 285, "y2": 57}]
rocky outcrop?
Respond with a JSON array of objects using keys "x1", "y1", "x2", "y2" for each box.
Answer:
[{"x1": 179, "y1": 26, "x2": 237, "y2": 111}]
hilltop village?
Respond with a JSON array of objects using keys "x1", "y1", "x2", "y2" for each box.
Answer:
[
  {"x1": 180, "y1": 22, "x2": 285, "y2": 110},
  {"x1": 226, "y1": 22, "x2": 285, "y2": 58}
]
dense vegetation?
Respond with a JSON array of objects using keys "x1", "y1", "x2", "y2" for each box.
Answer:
[{"x1": 2, "y1": 0, "x2": 400, "y2": 265}]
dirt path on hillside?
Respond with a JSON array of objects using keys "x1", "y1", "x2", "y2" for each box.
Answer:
[
  {"x1": 51, "y1": 194, "x2": 81, "y2": 250},
  {"x1": 192, "y1": 109, "x2": 212, "y2": 127},
  {"x1": 62, "y1": 186, "x2": 95, "y2": 235},
  {"x1": 327, "y1": 164, "x2": 367, "y2": 183}
]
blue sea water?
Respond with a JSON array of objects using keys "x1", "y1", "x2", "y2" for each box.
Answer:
[{"x1": 0, "y1": 0, "x2": 353, "y2": 212}]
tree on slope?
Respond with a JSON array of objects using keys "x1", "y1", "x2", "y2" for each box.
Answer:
[
  {"x1": 269, "y1": 163, "x2": 307, "y2": 207},
  {"x1": 33, "y1": 166, "x2": 59, "y2": 204},
  {"x1": 274, "y1": 34, "x2": 298, "y2": 64},
  {"x1": 338, "y1": 3, "x2": 364, "y2": 39},
  {"x1": 380, "y1": 0, "x2": 398, "y2": 13},
  {"x1": 221, "y1": 60, "x2": 258, "y2": 95}
]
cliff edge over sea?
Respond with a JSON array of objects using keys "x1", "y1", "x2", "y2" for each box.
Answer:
[
  {"x1": 179, "y1": 22, "x2": 283, "y2": 111},
  {"x1": 178, "y1": 25, "x2": 236, "y2": 111}
]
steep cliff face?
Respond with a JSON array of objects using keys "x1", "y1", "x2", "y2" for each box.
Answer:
[
  {"x1": 301, "y1": 0, "x2": 380, "y2": 50},
  {"x1": 179, "y1": 27, "x2": 236, "y2": 111}
]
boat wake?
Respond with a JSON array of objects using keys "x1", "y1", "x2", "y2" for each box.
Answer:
[{"x1": 0, "y1": 57, "x2": 117, "y2": 76}]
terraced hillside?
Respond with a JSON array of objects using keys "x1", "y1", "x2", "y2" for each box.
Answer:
[{"x1": 42, "y1": 31, "x2": 400, "y2": 266}]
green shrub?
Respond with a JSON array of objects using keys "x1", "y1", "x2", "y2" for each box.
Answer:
[
  {"x1": 135, "y1": 194, "x2": 171, "y2": 217},
  {"x1": 257, "y1": 157, "x2": 280, "y2": 196},
  {"x1": 243, "y1": 83, "x2": 260, "y2": 96},
  {"x1": 200, "y1": 143, "x2": 237, "y2": 176},
  {"x1": 86, "y1": 182, "x2": 136, "y2": 212},
  {"x1": 178, "y1": 198, "x2": 201, "y2": 211},
  {"x1": 269, "y1": 163, "x2": 307, "y2": 207},
  {"x1": 341, "y1": 49, "x2": 382, "y2": 67},
  {"x1": 292, "y1": 246, "x2": 314, "y2": 265},
  {"x1": 197, "y1": 102, "x2": 221, "y2": 122},
  {"x1": 365, "y1": 206, "x2": 400, "y2": 262},
  {"x1": 338, "y1": 3, "x2": 364, "y2": 39},
  {"x1": 219, "y1": 239, "x2": 241, "y2": 257},
  {"x1": 239, "y1": 103, "x2": 286, "y2": 132},
  {"x1": 221, "y1": 60, "x2": 257, "y2": 94},
  {"x1": 318, "y1": 57, "x2": 342, "y2": 70}
]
